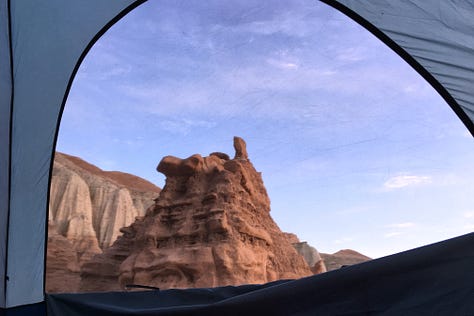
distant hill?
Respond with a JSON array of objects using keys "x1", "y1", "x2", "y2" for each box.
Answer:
[{"x1": 321, "y1": 249, "x2": 372, "y2": 271}]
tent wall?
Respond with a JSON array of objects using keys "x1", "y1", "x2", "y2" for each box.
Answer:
[
  {"x1": 0, "y1": 0, "x2": 144, "y2": 308},
  {"x1": 324, "y1": 0, "x2": 474, "y2": 136}
]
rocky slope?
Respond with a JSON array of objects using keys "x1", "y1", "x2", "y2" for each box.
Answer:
[
  {"x1": 80, "y1": 137, "x2": 314, "y2": 291},
  {"x1": 321, "y1": 249, "x2": 371, "y2": 271},
  {"x1": 48, "y1": 153, "x2": 161, "y2": 264}
]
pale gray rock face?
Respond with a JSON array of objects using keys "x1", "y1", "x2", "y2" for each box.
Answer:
[
  {"x1": 49, "y1": 162, "x2": 101, "y2": 264},
  {"x1": 292, "y1": 242, "x2": 322, "y2": 268},
  {"x1": 290, "y1": 241, "x2": 327, "y2": 274},
  {"x1": 47, "y1": 153, "x2": 161, "y2": 293},
  {"x1": 48, "y1": 153, "x2": 161, "y2": 261}
]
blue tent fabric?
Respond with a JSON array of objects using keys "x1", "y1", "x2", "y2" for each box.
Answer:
[
  {"x1": 0, "y1": 0, "x2": 144, "y2": 308},
  {"x1": 47, "y1": 233, "x2": 474, "y2": 315}
]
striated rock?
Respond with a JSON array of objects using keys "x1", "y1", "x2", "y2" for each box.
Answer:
[
  {"x1": 292, "y1": 242, "x2": 327, "y2": 274},
  {"x1": 49, "y1": 152, "x2": 161, "y2": 257},
  {"x1": 284, "y1": 233, "x2": 326, "y2": 274},
  {"x1": 81, "y1": 137, "x2": 313, "y2": 291},
  {"x1": 47, "y1": 153, "x2": 160, "y2": 293},
  {"x1": 321, "y1": 249, "x2": 371, "y2": 271},
  {"x1": 49, "y1": 162, "x2": 101, "y2": 264}
]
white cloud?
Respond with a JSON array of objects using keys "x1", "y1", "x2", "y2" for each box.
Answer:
[
  {"x1": 386, "y1": 222, "x2": 415, "y2": 229},
  {"x1": 383, "y1": 175, "x2": 432, "y2": 190},
  {"x1": 234, "y1": 10, "x2": 323, "y2": 38},
  {"x1": 336, "y1": 47, "x2": 366, "y2": 62},
  {"x1": 266, "y1": 58, "x2": 299, "y2": 70},
  {"x1": 384, "y1": 231, "x2": 403, "y2": 238},
  {"x1": 159, "y1": 118, "x2": 216, "y2": 136}
]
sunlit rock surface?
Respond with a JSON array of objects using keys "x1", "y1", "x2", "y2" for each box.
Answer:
[
  {"x1": 46, "y1": 153, "x2": 160, "y2": 292},
  {"x1": 80, "y1": 137, "x2": 313, "y2": 291},
  {"x1": 49, "y1": 153, "x2": 161, "y2": 254}
]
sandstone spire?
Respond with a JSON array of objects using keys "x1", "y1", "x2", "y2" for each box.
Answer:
[{"x1": 80, "y1": 137, "x2": 313, "y2": 291}]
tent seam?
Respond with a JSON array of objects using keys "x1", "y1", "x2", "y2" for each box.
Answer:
[{"x1": 4, "y1": 0, "x2": 14, "y2": 308}]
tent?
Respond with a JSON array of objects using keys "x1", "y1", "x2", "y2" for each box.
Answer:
[{"x1": 1, "y1": 0, "x2": 473, "y2": 314}]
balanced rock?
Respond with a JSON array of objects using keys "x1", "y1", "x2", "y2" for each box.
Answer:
[
  {"x1": 81, "y1": 137, "x2": 312, "y2": 291},
  {"x1": 233, "y1": 136, "x2": 248, "y2": 160}
]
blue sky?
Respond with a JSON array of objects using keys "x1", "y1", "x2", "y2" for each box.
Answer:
[{"x1": 57, "y1": 0, "x2": 474, "y2": 258}]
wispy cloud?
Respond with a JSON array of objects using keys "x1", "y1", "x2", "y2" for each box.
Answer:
[
  {"x1": 336, "y1": 46, "x2": 367, "y2": 62},
  {"x1": 232, "y1": 10, "x2": 325, "y2": 38},
  {"x1": 384, "y1": 232, "x2": 403, "y2": 238},
  {"x1": 159, "y1": 118, "x2": 217, "y2": 136},
  {"x1": 266, "y1": 58, "x2": 299, "y2": 70},
  {"x1": 383, "y1": 175, "x2": 432, "y2": 190},
  {"x1": 386, "y1": 222, "x2": 415, "y2": 228}
]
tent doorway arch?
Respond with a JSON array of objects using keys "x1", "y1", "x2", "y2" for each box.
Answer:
[{"x1": 1, "y1": 0, "x2": 473, "y2": 314}]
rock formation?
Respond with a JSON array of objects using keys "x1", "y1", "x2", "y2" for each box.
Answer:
[
  {"x1": 46, "y1": 152, "x2": 160, "y2": 292},
  {"x1": 321, "y1": 249, "x2": 371, "y2": 271},
  {"x1": 81, "y1": 137, "x2": 313, "y2": 291},
  {"x1": 292, "y1": 242, "x2": 327, "y2": 274},
  {"x1": 49, "y1": 153, "x2": 161, "y2": 259},
  {"x1": 284, "y1": 233, "x2": 327, "y2": 274},
  {"x1": 46, "y1": 223, "x2": 81, "y2": 293}
]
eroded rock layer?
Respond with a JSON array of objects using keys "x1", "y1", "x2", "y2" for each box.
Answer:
[
  {"x1": 81, "y1": 137, "x2": 313, "y2": 291},
  {"x1": 46, "y1": 223, "x2": 81, "y2": 293},
  {"x1": 47, "y1": 152, "x2": 161, "y2": 293},
  {"x1": 49, "y1": 153, "x2": 161, "y2": 261}
]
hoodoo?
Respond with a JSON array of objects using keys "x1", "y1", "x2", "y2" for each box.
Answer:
[{"x1": 80, "y1": 137, "x2": 313, "y2": 291}]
